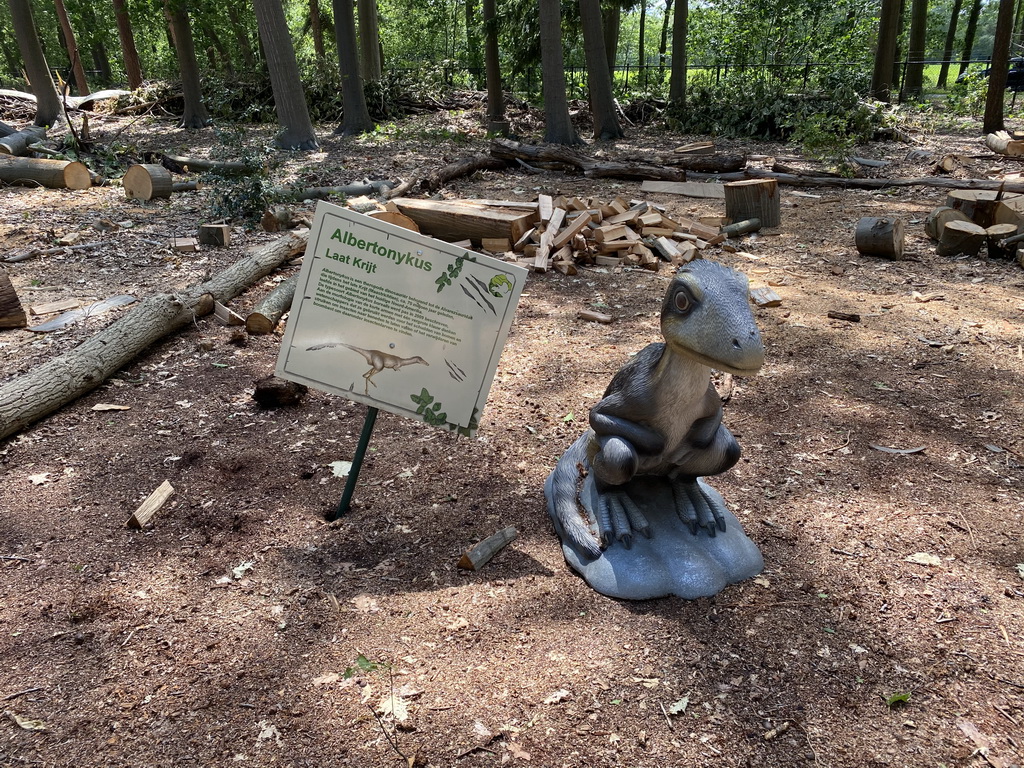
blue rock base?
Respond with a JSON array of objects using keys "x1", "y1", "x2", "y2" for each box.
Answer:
[{"x1": 544, "y1": 471, "x2": 764, "y2": 600}]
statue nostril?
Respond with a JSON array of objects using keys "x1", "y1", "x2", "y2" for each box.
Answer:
[{"x1": 732, "y1": 339, "x2": 742, "y2": 349}]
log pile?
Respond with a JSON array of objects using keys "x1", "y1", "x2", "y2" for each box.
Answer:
[
  {"x1": 924, "y1": 189, "x2": 1024, "y2": 259},
  {"x1": 378, "y1": 193, "x2": 731, "y2": 273}
]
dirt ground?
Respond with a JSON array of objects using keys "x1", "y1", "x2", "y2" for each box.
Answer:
[{"x1": 1, "y1": 102, "x2": 1023, "y2": 768}]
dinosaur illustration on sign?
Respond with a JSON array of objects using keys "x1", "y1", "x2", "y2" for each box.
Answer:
[{"x1": 306, "y1": 342, "x2": 428, "y2": 394}]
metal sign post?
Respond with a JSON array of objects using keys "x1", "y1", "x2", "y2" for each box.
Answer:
[{"x1": 330, "y1": 406, "x2": 378, "y2": 521}]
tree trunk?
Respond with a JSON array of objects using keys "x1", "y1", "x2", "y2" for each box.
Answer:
[
  {"x1": 902, "y1": 0, "x2": 928, "y2": 99},
  {"x1": 357, "y1": 0, "x2": 382, "y2": 82},
  {"x1": 254, "y1": 0, "x2": 319, "y2": 150},
  {"x1": 200, "y1": 22, "x2": 235, "y2": 78},
  {"x1": 465, "y1": 0, "x2": 483, "y2": 88},
  {"x1": 602, "y1": 4, "x2": 620, "y2": 76},
  {"x1": 227, "y1": 1, "x2": 258, "y2": 69},
  {"x1": 482, "y1": 0, "x2": 506, "y2": 134},
  {"x1": 958, "y1": 0, "x2": 982, "y2": 78},
  {"x1": 637, "y1": 1, "x2": 647, "y2": 86},
  {"x1": 668, "y1": 0, "x2": 688, "y2": 106},
  {"x1": 870, "y1": 0, "x2": 901, "y2": 100},
  {"x1": 332, "y1": 0, "x2": 374, "y2": 135},
  {"x1": 111, "y1": 0, "x2": 144, "y2": 89},
  {"x1": 538, "y1": 0, "x2": 581, "y2": 145},
  {"x1": 659, "y1": 0, "x2": 673, "y2": 77},
  {"x1": 8, "y1": 0, "x2": 61, "y2": 127},
  {"x1": 984, "y1": 0, "x2": 1017, "y2": 133},
  {"x1": 164, "y1": 1, "x2": 210, "y2": 128},
  {"x1": 0, "y1": 230, "x2": 309, "y2": 442},
  {"x1": 309, "y1": 0, "x2": 326, "y2": 59},
  {"x1": 937, "y1": 0, "x2": 963, "y2": 88},
  {"x1": 53, "y1": 0, "x2": 89, "y2": 96},
  {"x1": 579, "y1": 0, "x2": 623, "y2": 140}
]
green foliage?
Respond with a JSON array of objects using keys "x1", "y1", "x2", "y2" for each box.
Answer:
[
  {"x1": 946, "y1": 71, "x2": 989, "y2": 115},
  {"x1": 203, "y1": 126, "x2": 279, "y2": 221},
  {"x1": 434, "y1": 252, "x2": 475, "y2": 293},
  {"x1": 410, "y1": 388, "x2": 448, "y2": 426},
  {"x1": 343, "y1": 654, "x2": 383, "y2": 678},
  {"x1": 884, "y1": 691, "x2": 912, "y2": 708}
]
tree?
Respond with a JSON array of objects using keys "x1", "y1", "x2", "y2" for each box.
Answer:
[
  {"x1": 579, "y1": 0, "x2": 624, "y2": 139},
  {"x1": 309, "y1": 0, "x2": 326, "y2": 59},
  {"x1": 603, "y1": 3, "x2": 620, "y2": 75},
  {"x1": 870, "y1": 0, "x2": 902, "y2": 100},
  {"x1": 958, "y1": 0, "x2": 982, "y2": 78},
  {"x1": 637, "y1": 0, "x2": 647, "y2": 85},
  {"x1": 936, "y1": 0, "x2": 963, "y2": 88},
  {"x1": 54, "y1": 0, "x2": 89, "y2": 95},
  {"x1": 253, "y1": 0, "x2": 319, "y2": 150},
  {"x1": 332, "y1": 0, "x2": 374, "y2": 135},
  {"x1": 466, "y1": 0, "x2": 483, "y2": 87},
  {"x1": 668, "y1": 0, "x2": 687, "y2": 106},
  {"x1": 163, "y1": 2, "x2": 210, "y2": 128},
  {"x1": 357, "y1": 0, "x2": 382, "y2": 82},
  {"x1": 902, "y1": 0, "x2": 928, "y2": 99},
  {"x1": 482, "y1": 0, "x2": 507, "y2": 134},
  {"x1": 984, "y1": 0, "x2": 1016, "y2": 132},
  {"x1": 538, "y1": 0, "x2": 581, "y2": 144},
  {"x1": 7, "y1": 0, "x2": 61, "y2": 127},
  {"x1": 659, "y1": 0, "x2": 673, "y2": 77}
]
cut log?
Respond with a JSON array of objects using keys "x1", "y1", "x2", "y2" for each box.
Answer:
[
  {"x1": 936, "y1": 220, "x2": 987, "y2": 257},
  {"x1": 391, "y1": 197, "x2": 537, "y2": 243},
  {"x1": 158, "y1": 153, "x2": 251, "y2": 174},
  {"x1": 640, "y1": 180, "x2": 727, "y2": 199},
  {"x1": 246, "y1": 275, "x2": 297, "y2": 335},
  {"x1": 924, "y1": 207, "x2": 971, "y2": 241},
  {"x1": 725, "y1": 179, "x2": 780, "y2": 228},
  {"x1": 0, "y1": 270, "x2": 27, "y2": 329},
  {"x1": 0, "y1": 125, "x2": 47, "y2": 156},
  {"x1": 985, "y1": 223, "x2": 1019, "y2": 259},
  {"x1": 984, "y1": 131, "x2": 1024, "y2": 157},
  {"x1": 420, "y1": 152, "x2": 509, "y2": 192},
  {"x1": 720, "y1": 218, "x2": 761, "y2": 238},
  {"x1": 855, "y1": 217, "x2": 906, "y2": 260},
  {"x1": 0, "y1": 230, "x2": 309, "y2": 441},
  {"x1": 198, "y1": 223, "x2": 232, "y2": 246},
  {"x1": 0, "y1": 156, "x2": 91, "y2": 190},
  {"x1": 123, "y1": 164, "x2": 197, "y2": 200},
  {"x1": 944, "y1": 189, "x2": 1021, "y2": 228}
]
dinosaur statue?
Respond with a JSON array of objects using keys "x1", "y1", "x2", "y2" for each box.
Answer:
[
  {"x1": 544, "y1": 259, "x2": 766, "y2": 599},
  {"x1": 306, "y1": 342, "x2": 428, "y2": 395}
]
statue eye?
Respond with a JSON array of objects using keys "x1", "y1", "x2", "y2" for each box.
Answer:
[{"x1": 674, "y1": 290, "x2": 693, "y2": 313}]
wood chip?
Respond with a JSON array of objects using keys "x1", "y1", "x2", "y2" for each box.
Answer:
[{"x1": 126, "y1": 480, "x2": 175, "y2": 529}]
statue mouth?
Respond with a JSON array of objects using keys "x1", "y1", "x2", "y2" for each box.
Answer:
[{"x1": 681, "y1": 347, "x2": 764, "y2": 377}]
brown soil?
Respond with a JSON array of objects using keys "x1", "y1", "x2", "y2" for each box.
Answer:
[{"x1": 1, "y1": 105, "x2": 1023, "y2": 768}]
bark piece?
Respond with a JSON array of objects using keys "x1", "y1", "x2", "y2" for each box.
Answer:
[
  {"x1": 0, "y1": 125, "x2": 47, "y2": 156},
  {"x1": 0, "y1": 156, "x2": 91, "y2": 190},
  {"x1": 725, "y1": 179, "x2": 780, "y2": 228},
  {"x1": 126, "y1": 480, "x2": 175, "y2": 529},
  {"x1": 391, "y1": 198, "x2": 537, "y2": 244},
  {"x1": 246, "y1": 275, "x2": 297, "y2": 334},
  {"x1": 0, "y1": 270, "x2": 27, "y2": 329},
  {"x1": 0, "y1": 230, "x2": 309, "y2": 441},
  {"x1": 855, "y1": 217, "x2": 906, "y2": 260},
  {"x1": 578, "y1": 309, "x2": 613, "y2": 323},
  {"x1": 924, "y1": 206, "x2": 971, "y2": 240},
  {"x1": 253, "y1": 375, "x2": 308, "y2": 408},
  {"x1": 198, "y1": 224, "x2": 231, "y2": 246},
  {"x1": 827, "y1": 311, "x2": 861, "y2": 322},
  {"x1": 457, "y1": 526, "x2": 518, "y2": 571},
  {"x1": 936, "y1": 220, "x2": 986, "y2": 256}
]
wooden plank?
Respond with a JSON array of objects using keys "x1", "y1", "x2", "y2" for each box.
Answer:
[
  {"x1": 214, "y1": 300, "x2": 245, "y2": 326},
  {"x1": 30, "y1": 298, "x2": 81, "y2": 316},
  {"x1": 0, "y1": 270, "x2": 27, "y2": 329},
  {"x1": 652, "y1": 237, "x2": 680, "y2": 261},
  {"x1": 640, "y1": 180, "x2": 727, "y2": 199},
  {"x1": 593, "y1": 224, "x2": 629, "y2": 243},
  {"x1": 538, "y1": 194, "x2": 553, "y2": 223},
  {"x1": 126, "y1": 480, "x2": 175, "y2": 529},
  {"x1": 392, "y1": 198, "x2": 538, "y2": 243},
  {"x1": 750, "y1": 286, "x2": 782, "y2": 307},
  {"x1": 673, "y1": 140, "x2": 716, "y2": 155},
  {"x1": 457, "y1": 526, "x2": 518, "y2": 570},
  {"x1": 481, "y1": 237, "x2": 511, "y2": 253}
]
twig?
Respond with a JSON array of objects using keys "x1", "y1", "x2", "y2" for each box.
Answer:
[
  {"x1": 0, "y1": 555, "x2": 32, "y2": 563},
  {"x1": 658, "y1": 700, "x2": 674, "y2": 732},
  {"x1": 2, "y1": 687, "x2": 41, "y2": 701}
]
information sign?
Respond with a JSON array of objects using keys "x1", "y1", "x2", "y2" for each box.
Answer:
[{"x1": 276, "y1": 202, "x2": 526, "y2": 435}]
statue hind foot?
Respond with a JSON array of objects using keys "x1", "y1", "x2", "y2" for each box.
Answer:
[{"x1": 671, "y1": 477, "x2": 728, "y2": 536}]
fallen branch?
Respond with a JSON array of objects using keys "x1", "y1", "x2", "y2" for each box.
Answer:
[
  {"x1": 157, "y1": 153, "x2": 251, "y2": 174},
  {"x1": 420, "y1": 153, "x2": 510, "y2": 192},
  {"x1": 690, "y1": 167, "x2": 1024, "y2": 194},
  {"x1": 0, "y1": 230, "x2": 309, "y2": 442},
  {"x1": 270, "y1": 180, "x2": 395, "y2": 201},
  {"x1": 0, "y1": 125, "x2": 47, "y2": 156}
]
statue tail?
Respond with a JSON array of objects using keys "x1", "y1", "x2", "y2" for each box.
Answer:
[{"x1": 547, "y1": 434, "x2": 603, "y2": 561}]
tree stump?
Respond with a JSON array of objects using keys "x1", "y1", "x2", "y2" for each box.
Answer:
[
  {"x1": 985, "y1": 223, "x2": 1019, "y2": 259},
  {"x1": 724, "y1": 179, "x2": 780, "y2": 228},
  {"x1": 945, "y1": 189, "x2": 1023, "y2": 228},
  {"x1": 854, "y1": 217, "x2": 905, "y2": 259},
  {"x1": 924, "y1": 206, "x2": 971, "y2": 240},
  {"x1": 0, "y1": 270, "x2": 27, "y2": 328},
  {"x1": 936, "y1": 220, "x2": 987, "y2": 256},
  {"x1": 123, "y1": 163, "x2": 174, "y2": 200},
  {"x1": 0, "y1": 156, "x2": 92, "y2": 190}
]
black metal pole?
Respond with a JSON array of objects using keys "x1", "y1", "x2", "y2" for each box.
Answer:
[{"x1": 329, "y1": 406, "x2": 379, "y2": 521}]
